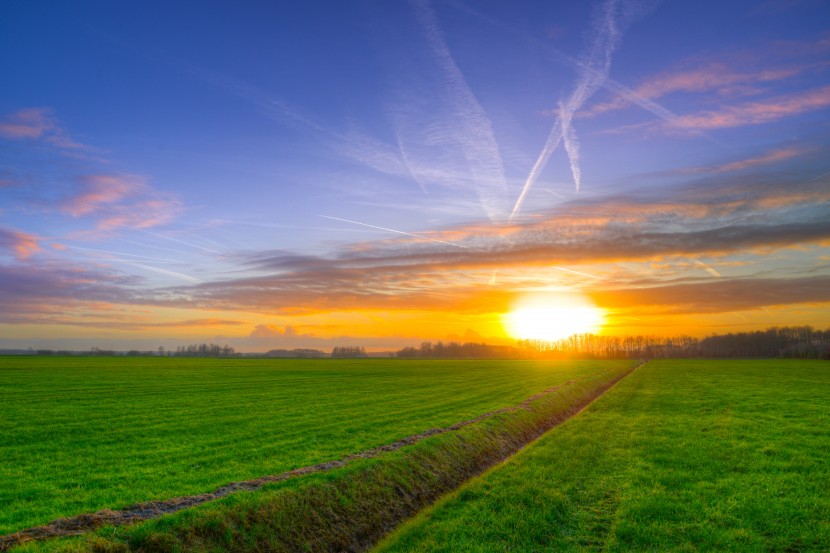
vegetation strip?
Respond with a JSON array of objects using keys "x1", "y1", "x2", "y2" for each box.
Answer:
[{"x1": 0, "y1": 363, "x2": 639, "y2": 551}]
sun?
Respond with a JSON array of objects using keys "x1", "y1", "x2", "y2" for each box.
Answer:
[{"x1": 503, "y1": 292, "x2": 605, "y2": 342}]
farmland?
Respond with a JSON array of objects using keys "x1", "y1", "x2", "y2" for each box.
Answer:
[
  {"x1": 0, "y1": 356, "x2": 628, "y2": 537},
  {"x1": 378, "y1": 360, "x2": 830, "y2": 552}
]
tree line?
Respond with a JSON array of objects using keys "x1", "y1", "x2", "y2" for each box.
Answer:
[
  {"x1": 396, "y1": 326, "x2": 830, "y2": 359},
  {"x1": 173, "y1": 343, "x2": 236, "y2": 356}
]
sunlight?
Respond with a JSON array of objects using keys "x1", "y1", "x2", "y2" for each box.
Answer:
[{"x1": 503, "y1": 292, "x2": 605, "y2": 342}]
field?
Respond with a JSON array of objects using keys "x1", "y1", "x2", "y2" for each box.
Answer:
[
  {"x1": 378, "y1": 360, "x2": 830, "y2": 552},
  {"x1": 0, "y1": 356, "x2": 627, "y2": 537}
]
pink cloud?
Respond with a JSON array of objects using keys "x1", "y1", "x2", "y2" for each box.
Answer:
[
  {"x1": 0, "y1": 108, "x2": 51, "y2": 139},
  {"x1": 667, "y1": 84, "x2": 830, "y2": 130},
  {"x1": 659, "y1": 146, "x2": 816, "y2": 176},
  {"x1": 60, "y1": 175, "x2": 181, "y2": 232},
  {"x1": 0, "y1": 107, "x2": 88, "y2": 151},
  {"x1": 0, "y1": 228, "x2": 42, "y2": 260},
  {"x1": 62, "y1": 175, "x2": 139, "y2": 217},
  {"x1": 590, "y1": 61, "x2": 824, "y2": 116}
]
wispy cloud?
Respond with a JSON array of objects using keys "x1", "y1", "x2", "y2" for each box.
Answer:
[
  {"x1": 0, "y1": 107, "x2": 92, "y2": 154},
  {"x1": 642, "y1": 145, "x2": 816, "y2": 178},
  {"x1": 61, "y1": 175, "x2": 139, "y2": 217},
  {"x1": 1, "y1": 108, "x2": 182, "y2": 237},
  {"x1": 588, "y1": 60, "x2": 826, "y2": 116},
  {"x1": 189, "y1": 65, "x2": 414, "y2": 184},
  {"x1": 143, "y1": 173, "x2": 830, "y2": 316},
  {"x1": 61, "y1": 175, "x2": 181, "y2": 233}
]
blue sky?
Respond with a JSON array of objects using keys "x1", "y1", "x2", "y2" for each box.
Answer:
[{"x1": 1, "y1": 0, "x2": 829, "y2": 351}]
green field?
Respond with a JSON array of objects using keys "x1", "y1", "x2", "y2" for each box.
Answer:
[
  {"x1": 378, "y1": 360, "x2": 830, "y2": 552},
  {"x1": 0, "y1": 356, "x2": 624, "y2": 536}
]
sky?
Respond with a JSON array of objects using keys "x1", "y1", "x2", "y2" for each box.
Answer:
[{"x1": 1, "y1": 0, "x2": 829, "y2": 352}]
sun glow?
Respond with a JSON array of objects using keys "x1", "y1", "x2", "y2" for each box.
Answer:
[{"x1": 503, "y1": 292, "x2": 605, "y2": 342}]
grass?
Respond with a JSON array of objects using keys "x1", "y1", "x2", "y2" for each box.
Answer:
[
  {"x1": 13, "y1": 360, "x2": 636, "y2": 552},
  {"x1": 0, "y1": 356, "x2": 627, "y2": 535},
  {"x1": 376, "y1": 359, "x2": 830, "y2": 552}
]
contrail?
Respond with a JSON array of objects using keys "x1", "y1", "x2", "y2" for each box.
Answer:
[
  {"x1": 449, "y1": 0, "x2": 678, "y2": 129},
  {"x1": 511, "y1": 120, "x2": 563, "y2": 219},
  {"x1": 138, "y1": 229, "x2": 221, "y2": 254},
  {"x1": 804, "y1": 169, "x2": 830, "y2": 183},
  {"x1": 115, "y1": 260, "x2": 202, "y2": 284},
  {"x1": 513, "y1": 0, "x2": 642, "y2": 219},
  {"x1": 559, "y1": 101, "x2": 582, "y2": 192},
  {"x1": 693, "y1": 259, "x2": 722, "y2": 278},
  {"x1": 67, "y1": 245, "x2": 181, "y2": 263},
  {"x1": 551, "y1": 266, "x2": 603, "y2": 280},
  {"x1": 721, "y1": 214, "x2": 753, "y2": 228},
  {"x1": 411, "y1": 0, "x2": 509, "y2": 221},
  {"x1": 319, "y1": 215, "x2": 474, "y2": 250}
]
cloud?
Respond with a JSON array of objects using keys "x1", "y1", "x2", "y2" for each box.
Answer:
[
  {"x1": 1, "y1": 108, "x2": 182, "y2": 235},
  {"x1": 641, "y1": 146, "x2": 816, "y2": 178},
  {"x1": 61, "y1": 175, "x2": 139, "y2": 217},
  {"x1": 143, "y1": 172, "x2": 830, "y2": 317},
  {"x1": 665, "y1": 84, "x2": 830, "y2": 131},
  {"x1": 70, "y1": 317, "x2": 247, "y2": 331},
  {"x1": 0, "y1": 107, "x2": 90, "y2": 153},
  {"x1": 250, "y1": 324, "x2": 299, "y2": 339},
  {"x1": 592, "y1": 275, "x2": 830, "y2": 314},
  {"x1": 0, "y1": 228, "x2": 41, "y2": 260},
  {"x1": 589, "y1": 61, "x2": 824, "y2": 116},
  {"x1": 0, "y1": 261, "x2": 141, "y2": 324},
  {"x1": 60, "y1": 174, "x2": 181, "y2": 232}
]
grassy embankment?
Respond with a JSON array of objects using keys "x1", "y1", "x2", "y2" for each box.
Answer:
[
  {"x1": 0, "y1": 357, "x2": 630, "y2": 538},
  {"x1": 4, "y1": 358, "x2": 636, "y2": 551},
  {"x1": 378, "y1": 359, "x2": 830, "y2": 552}
]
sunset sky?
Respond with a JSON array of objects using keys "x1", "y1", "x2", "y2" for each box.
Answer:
[{"x1": 1, "y1": 0, "x2": 829, "y2": 351}]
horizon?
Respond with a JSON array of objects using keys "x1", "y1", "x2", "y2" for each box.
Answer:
[{"x1": 2, "y1": 0, "x2": 830, "y2": 351}]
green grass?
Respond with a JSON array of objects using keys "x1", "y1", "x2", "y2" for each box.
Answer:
[
  {"x1": 377, "y1": 359, "x2": 830, "y2": 552},
  {"x1": 16, "y1": 360, "x2": 636, "y2": 552},
  {"x1": 0, "y1": 356, "x2": 625, "y2": 535}
]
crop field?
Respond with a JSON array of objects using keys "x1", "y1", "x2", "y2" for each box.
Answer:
[
  {"x1": 0, "y1": 356, "x2": 628, "y2": 537},
  {"x1": 378, "y1": 360, "x2": 830, "y2": 552}
]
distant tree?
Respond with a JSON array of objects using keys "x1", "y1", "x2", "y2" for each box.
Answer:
[
  {"x1": 396, "y1": 346, "x2": 418, "y2": 358},
  {"x1": 331, "y1": 346, "x2": 367, "y2": 358},
  {"x1": 173, "y1": 343, "x2": 236, "y2": 357}
]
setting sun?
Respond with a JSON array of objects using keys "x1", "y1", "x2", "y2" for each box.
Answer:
[{"x1": 503, "y1": 293, "x2": 605, "y2": 342}]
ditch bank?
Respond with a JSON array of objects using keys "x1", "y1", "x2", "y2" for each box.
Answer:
[{"x1": 2, "y1": 361, "x2": 642, "y2": 552}]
